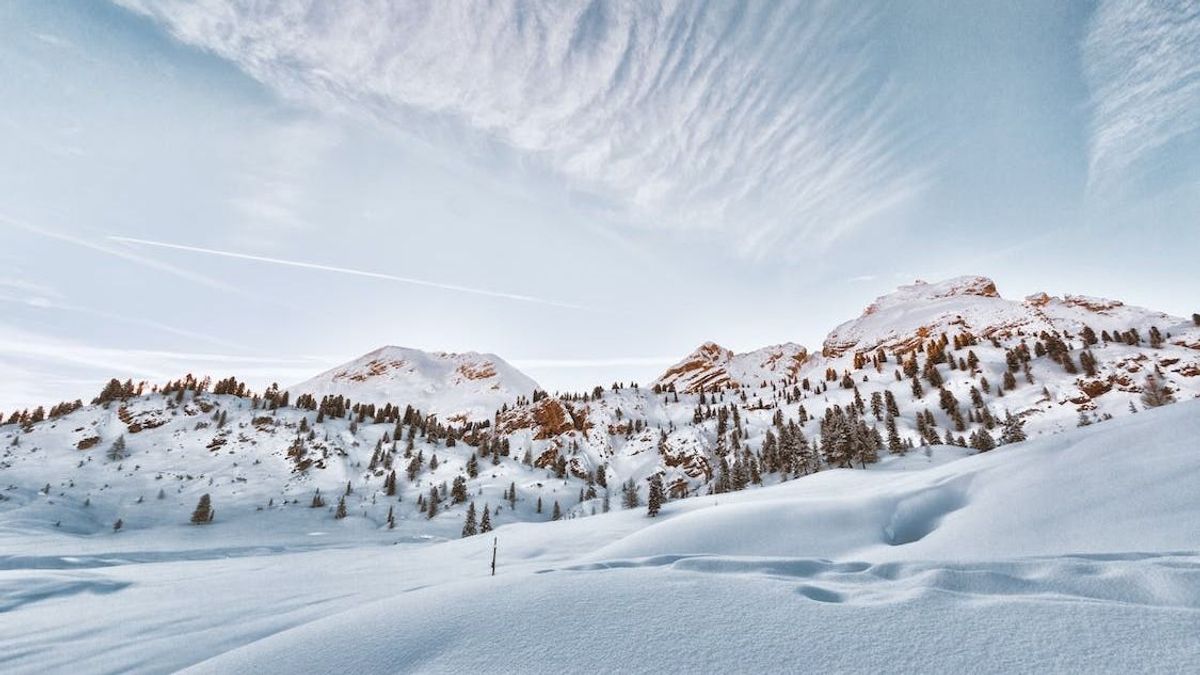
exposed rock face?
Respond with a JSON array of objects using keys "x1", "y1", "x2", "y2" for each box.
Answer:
[
  {"x1": 498, "y1": 398, "x2": 583, "y2": 440},
  {"x1": 654, "y1": 342, "x2": 808, "y2": 392}
]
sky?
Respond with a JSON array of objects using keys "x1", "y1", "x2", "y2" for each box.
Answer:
[{"x1": 1, "y1": 0, "x2": 1198, "y2": 410}]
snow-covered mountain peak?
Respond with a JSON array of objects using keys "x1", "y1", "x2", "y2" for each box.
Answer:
[
  {"x1": 864, "y1": 275, "x2": 1000, "y2": 315},
  {"x1": 289, "y1": 346, "x2": 539, "y2": 422},
  {"x1": 821, "y1": 275, "x2": 1191, "y2": 358},
  {"x1": 654, "y1": 341, "x2": 808, "y2": 392}
]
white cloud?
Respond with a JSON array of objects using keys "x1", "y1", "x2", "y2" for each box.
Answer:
[
  {"x1": 1084, "y1": 0, "x2": 1200, "y2": 190},
  {"x1": 112, "y1": 0, "x2": 922, "y2": 258}
]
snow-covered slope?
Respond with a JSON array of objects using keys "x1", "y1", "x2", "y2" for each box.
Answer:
[
  {"x1": 2, "y1": 275, "x2": 1196, "y2": 542},
  {"x1": 289, "y1": 346, "x2": 540, "y2": 423},
  {"x1": 653, "y1": 341, "x2": 808, "y2": 392},
  {"x1": 11, "y1": 399, "x2": 1189, "y2": 673}
]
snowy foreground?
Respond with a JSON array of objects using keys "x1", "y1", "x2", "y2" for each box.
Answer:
[{"x1": 2, "y1": 401, "x2": 1199, "y2": 674}]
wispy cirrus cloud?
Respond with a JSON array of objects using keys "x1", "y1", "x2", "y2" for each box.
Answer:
[
  {"x1": 0, "y1": 325, "x2": 330, "y2": 409},
  {"x1": 1083, "y1": 0, "x2": 1200, "y2": 191},
  {"x1": 112, "y1": 0, "x2": 923, "y2": 258}
]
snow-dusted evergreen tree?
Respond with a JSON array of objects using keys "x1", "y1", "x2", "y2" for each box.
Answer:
[
  {"x1": 190, "y1": 494, "x2": 213, "y2": 524},
  {"x1": 647, "y1": 474, "x2": 665, "y2": 517},
  {"x1": 106, "y1": 435, "x2": 127, "y2": 461},
  {"x1": 427, "y1": 486, "x2": 440, "y2": 519},
  {"x1": 621, "y1": 479, "x2": 640, "y2": 509},
  {"x1": 462, "y1": 502, "x2": 477, "y2": 537},
  {"x1": 480, "y1": 507, "x2": 492, "y2": 533},
  {"x1": 999, "y1": 412, "x2": 1026, "y2": 444},
  {"x1": 335, "y1": 495, "x2": 348, "y2": 519},
  {"x1": 1140, "y1": 373, "x2": 1176, "y2": 408}
]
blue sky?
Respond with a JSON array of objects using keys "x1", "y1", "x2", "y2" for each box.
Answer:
[{"x1": 1, "y1": 0, "x2": 1198, "y2": 409}]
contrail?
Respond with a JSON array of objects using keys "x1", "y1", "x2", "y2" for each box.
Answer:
[
  {"x1": 107, "y1": 236, "x2": 587, "y2": 310},
  {"x1": 0, "y1": 215, "x2": 238, "y2": 294}
]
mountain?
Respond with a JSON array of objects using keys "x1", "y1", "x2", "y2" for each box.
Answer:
[
  {"x1": 653, "y1": 341, "x2": 808, "y2": 392},
  {"x1": 1, "y1": 274, "x2": 1197, "y2": 543},
  {"x1": 13, "y1": 398, "x2": 1198, "y2": 672},
  {"x1": 288, "y1": 346, "x2": 540, "y2": 423},
  {"x1": 822, "y1": 275, "x2": 1189, "y2": 358}
]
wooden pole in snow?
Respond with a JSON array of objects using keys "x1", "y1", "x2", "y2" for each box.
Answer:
[{"x1": 491, "y1": 537, "x2": 497, "y2": 576}]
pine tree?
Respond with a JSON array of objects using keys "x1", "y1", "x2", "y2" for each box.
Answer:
[
  {"x1": 646, "y1": 474, "x2": 665, "y2": 517},
  {"x1": 1140, "y1": 373, "x2": 1176, "y2": 408},
  {"x1": 885, "y1": 414, "x2": 904, "y2": 455},
  {"x1": 999, "y1": 412, "x2": 1026, "y2": 444},
  {"x1": 462, "y1": 502, "x2": 478, "y2": 537},
  {"x1": 551, "y1": 501, "x2": 562, "y2": 520},
  {"x1": 480, "y1": 507, "x2": 492, "y2": 533},
  {"x1": 451, "y1": 476, "x2": 468, "y2": 504},
  {"x1": 427, "y1": 486, "x2": 440, "y2": 519},
  {"x1": 106, "y1": 435, "x2": 127, "y2": 462},
  {"x1": 190, "y1": 494, "x2": 213, "y2": 524},
  {"x1": 387, "y1": 505, "x2": 395, "y2": 529},
  {"x1": 969, "y1": 428, "x2": 996, "y2": 451},
  {"x1": 335, "y1": 495, "x2": 348, "y2": 519},
  {"x1": 621, "y1": 479, "x2": 641, "y2": 509}
]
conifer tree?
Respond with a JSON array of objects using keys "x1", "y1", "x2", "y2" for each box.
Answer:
[
  {"x1": 551, "y1": 501, "x2": 562, "y2": 521},
  {"x1": 621, "y1": 479, "x2": 641, "y2": 509},
  {"x1": 1140, "y1": 374, "x2": 1176, "y2": 408},
  {"x1": 462, "y1": 502, "x2": 477, "y2": 537},
  {"x1": 646, "y1": 474, "x2": 665, "y2": 517},
  {"x1": 106, "y1": 435, "x2": 127, "y2": 462},
  {"x1": 335, "y1": 495, "x2": 348, "y2": 519},
  {"x1": 999, "y1": 412, "x2": 1027, "y2": 444},
  {"x1": 480, "y1": 507, "x2": 492, "y2": 533},
  {"x1": 451, "y1": 476, "x2": 468, "y2": 504},
  {"x1": 190, "y1": 494, "x2": 213, "y2": 524},
  {"x1": 427, "y1": 486, "x2": 440, "y2": 519},
  {"x1": 885, "y1": 414, "x2": 904, "y2": 455}
]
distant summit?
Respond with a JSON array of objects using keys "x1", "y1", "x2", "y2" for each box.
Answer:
[{"x1": 289, "y1": 346, "x2": 539, "y2": 423}]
